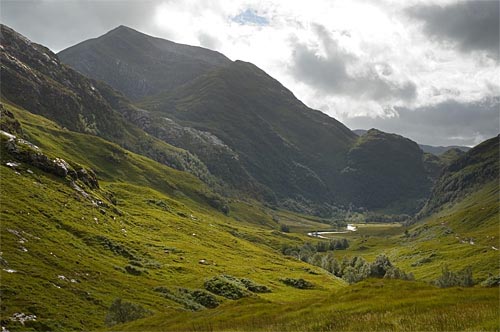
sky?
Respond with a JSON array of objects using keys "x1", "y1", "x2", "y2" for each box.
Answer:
[{"x1": 1, "y1": 0, "x2": 499, "y2": 146}]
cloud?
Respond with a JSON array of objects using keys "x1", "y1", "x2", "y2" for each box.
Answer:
[
  {"x1": 0, "y1": 0, "x2": 158, "y2": 52},
  {"x1": 407, "y1": 0, "x2": 500, "y2": 60},
  {"x1": 1, "y1": 0, "x2": 498, "y2": 146},
  {"x1": 198, "y1": 32, "x2": 221, "y2": 50},
  {"x1": 343, "y1": 97, "x2": 500, "y2": 146},
  {"x1": 289, "y1": 24, "x2": 417, "y2": 102}
]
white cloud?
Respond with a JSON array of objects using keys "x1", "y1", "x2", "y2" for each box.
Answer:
[
  {"x1": 145, "y1": 0, "x2": 499, "y2": 123},
  {"x1": 2, "y1": 0, "x2": 498, "y2": 145}
]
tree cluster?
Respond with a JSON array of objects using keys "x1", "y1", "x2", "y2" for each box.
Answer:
[{"x1": 281, "y1": 239, "x2": 349, "y2": 261}]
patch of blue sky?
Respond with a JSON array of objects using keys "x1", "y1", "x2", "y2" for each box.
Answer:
[{"x1": 232, "y1": 8, "x2": 269, "y2": 26}]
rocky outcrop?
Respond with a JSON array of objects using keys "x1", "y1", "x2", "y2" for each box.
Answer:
[
  {"x1": 0, "y1": 104, "x2": 23, "y2": 136},
  {"x1": 1, "y1": 130, "x2": 99, "y2": 188}
]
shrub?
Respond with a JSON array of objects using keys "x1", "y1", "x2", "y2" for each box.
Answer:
[
  {"x1": 384, "y1": 266, "x2": 414, "y2": 281},
  {"x1": 105, "y1": 298, "x2": 150, "y2": 326},
  {"x1": 480, "y1": 275, "x2": 500, "y2": 287},
  {"x1": 154, "y1": 287, "x2": 220, "y2": 310},
  {"x1": 433, "y1": 266, "x2": 474, "y2": 288},
  {"x1": 204, "y1": 275, "x2": 249, "y2": 299},
  {"x1": 370, "y1": 255, "x2": 393, "y2": 278},
  {"x1": 240, "y1": 278, "x2": 271, "y2": 293},
  {"x1": 280, "y1": 278, "x2": 314, "y2": 289},
  {"x1": 188, "y1": 290, "x2": 220, "y2": 308}
]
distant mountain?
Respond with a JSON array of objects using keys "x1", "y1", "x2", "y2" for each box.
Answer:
[
  {"x1": 419, "y1": 144, "x2": 470, "y2": 155},
  {"x1": 58, "y1": 25, "x2": 231, "y2": 100},
  {"x1": 352, "y1": 129, "x2": 368, "y2": 136},
  {"x1": 0, "y1": 24, "x2": 215, "y2": 185},
  {"x1": 343, "y1": 129, "x2": 435, "y2": 213},
  {"x1": 353, "y1": 129, "x2": 471, "y2": 156},
  {"x1": 418, "y1": 135, "x2": 499, "y2": 217}
]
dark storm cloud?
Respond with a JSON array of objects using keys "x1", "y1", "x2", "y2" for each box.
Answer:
[
  {"x1": 0, "y1": 0, "x2": 159, "y2": 52},
  {"x1": 290, "y1": 24, "x2": 417, "y2": 101},
  {"x1": 343, "y1": 97, "x2": 500, "y2": 147},
  {"x1": 407, "y1": 0, "x2": 500, "y2": 60}
]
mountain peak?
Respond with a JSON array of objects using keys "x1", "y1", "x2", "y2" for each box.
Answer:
[
  {"x1": 105, "y1": 25, "x2": 142, "y2": 37},
  {"x1": 58, "y1": 26, "x2": 231, "y2": 100}
]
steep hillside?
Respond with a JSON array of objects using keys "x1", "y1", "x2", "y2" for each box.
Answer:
[
  {"x1": 93, "y1": 81, "x2": 261, "y2": 197},
  {"x1": 141, "y1": 60, "x2": 357, "y2": 208},
  {"x1": 0, "y1": 101, "x2": 344, "y2": 331},
  {"x1": 0, "y1": 24, "x2": 215, "y2": 185},
  {"x1": 419, "y1": 135, "x2": 499, "y2": 217},
  {"x1": 342, "y1": 129, "x2": 435, "y2": 213},
  {"x1": 58, "y1": 25, "x2": 231, "y2": 100}
]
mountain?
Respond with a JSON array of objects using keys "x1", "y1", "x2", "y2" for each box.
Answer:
[
  {"x1": 140, "y1": 60, "x2": 358, "y2": 209},
  {"x1": 58, "y1": 25, "x2": 231, "y2": 100},
  {"x1": 59, "y1": 26, "x2": 442, "y2": 214},
  {"x1": 418, "y1": 135, "x2": 499, "y2": 217},
  {"x1": 2, "y1": 24, "x2": 499, "y2": 332},
  {"x1": 353, "y1": 129, "x2": 471, "y2": 156},
  {"x1": 419, "y1": 144, "x2": 470, "y2": 156},
  {"x1": 0, "y1": 24, "x2": 216, "y2": 186},
  {"x1": 343, "y1": 129, "x2": 434, "y2": 213},
  {"x1": 2, "y1": 91, "x2": 497, "y2": 332}
]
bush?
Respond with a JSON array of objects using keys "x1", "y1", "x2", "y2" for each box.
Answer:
[
  {"x1": 370, "y1": 255, "x2": 393, "y2": 277},
  {"x1": 384, "y1": 266, "x2": 414, "y2": 281},
  {"x1": 433, "y1": 266, "x2": 474, "y2": 288},
  {"x1": 154, "y1": 287, "x2": 219, "y2": 310},
  {"x1": 189, "y1": 289, "x2": 220, "y2": 308},
  {"x1": 204, "y1": 275, "x2": 249, "y2": 299},
  {"x1": 280, "y1": 278, "x2": 314, "y2": 289},
  {"x1": 480, "y1": 275, "x2": 500, "y2": 287},
  {"x1": 105, "y1": 298, "x2": 150, "y2": 326},
  {"x1": 240, "y1": 278, "x2": 271, "y2": 293}
]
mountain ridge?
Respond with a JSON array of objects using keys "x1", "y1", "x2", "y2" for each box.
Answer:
[
  {"x1": 353, "y1": 129, "x2": 471, "y2": 155},
  {"x1": 58, "y1": 26, "x2": 442, "y2": 214}
]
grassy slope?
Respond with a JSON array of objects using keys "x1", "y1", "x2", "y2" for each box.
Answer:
[
  {"x1": 1, "y1": 103, "x2": 498, "y2": 331},
  {"x1": 120, "y1": 181, "x2": 499, "y2": 331},
  {"x1": 0, "y1": 103, "x2": 343, "y2": 331},
  {"x1": 121, "y1": 280, "x2": 498, "y2": 331}
]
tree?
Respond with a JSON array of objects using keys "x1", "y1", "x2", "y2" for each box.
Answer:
[
  {"x1": 370, "y1": 255, "x2": 393, "y2": 277},
  {"x1": 105, "y1": 298, "x2": 150, "y2": 326}
]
